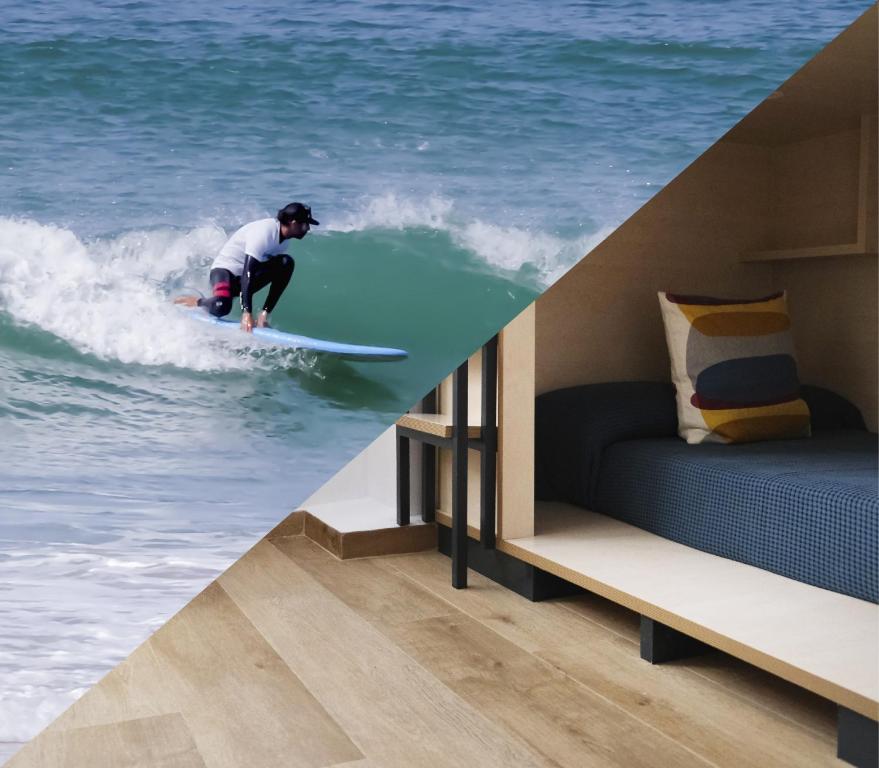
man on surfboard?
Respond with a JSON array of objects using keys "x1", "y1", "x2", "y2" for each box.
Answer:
[{"x1": 175, "y1": 202, "x2": 319, "y2": 332}]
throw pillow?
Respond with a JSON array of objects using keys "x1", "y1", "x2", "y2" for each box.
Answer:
[{"x1": 658, "y1": 290, "x2": 811, "y2": 444}]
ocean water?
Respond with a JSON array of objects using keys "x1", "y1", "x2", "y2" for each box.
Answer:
[{"x1": 0, "y1": 0, "x2": 871, "y2": 757}]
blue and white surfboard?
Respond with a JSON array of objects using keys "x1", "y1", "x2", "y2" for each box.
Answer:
[{"x1": 185, "y1": 309, "x2": 408, "y2": 362}]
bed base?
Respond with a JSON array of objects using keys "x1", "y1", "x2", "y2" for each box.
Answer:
[
  {"x1": 642, "y1": 614, "x2": 878, "y2": 767},
  {"x1": 639, "y1": 616, "x2": 710, "y2": 663},
  {"x1": 837, "y1": 707, "x2": 878, "y2": 768},
  {"x1": 437, "y1": 525, "x2": 582, "y2": 601}
]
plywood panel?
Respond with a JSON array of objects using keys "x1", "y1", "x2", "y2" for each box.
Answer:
[
  {"x1": 437, "y1": 446, "x2": 483, "y2": 531},
  {"x1": 864, "y1": 115, "x2": 878, "y2": 253},
  {"x1": 438, "y1": 348, "x2": 483, "y2": 422},
  {"x1": 775, "y1": 253, "x2": 878, "y2": 430},
  {"x1": 535, "y1": 141, "x2": 775, "y2": 395},
  {"x1": 397, "y1": 413, "x2": 481, "y2": 438},
  {"x1": 498, "y1": 304, "x2": 535, "y2": 539},
  {"x1": 769, "y1": 128, "x2": 862, "y2": 248},
  {"x1": 501, "y1": 503, "x2": 879, "y2": 720}
]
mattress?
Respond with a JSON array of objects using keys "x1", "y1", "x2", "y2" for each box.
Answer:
[{"x1": 594, "y1": 430, "x2": 878, "y2": 603}]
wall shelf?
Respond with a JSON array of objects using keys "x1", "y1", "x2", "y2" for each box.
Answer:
[
  {"x1": 742, "y1": 114, "x2": 876, "y2": 264},
  {"x1": 742, "y1": 244, "x2": 876, "y2": 263},
  {"x1": 396, "y1": 413, "x2": 482, "y2": 439}
]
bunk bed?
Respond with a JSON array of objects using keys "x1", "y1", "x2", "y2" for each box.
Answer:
[{"x1": 535, "y1": 382, "x2": 878, "y2": 604}]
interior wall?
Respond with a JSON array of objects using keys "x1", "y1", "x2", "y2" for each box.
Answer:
[
  {"x1": 535, "y1": 141, "x2": 775, "y2": 394},
  {"x1": 766, "y1": 118, "x2": 878, "y2": 430},
  {"x1": 769, "y1": 128, "x2": 861, "y2": 248},
  {"x1": 866, "y1": 117, "x2": 878, "y2": 254},
  {"x1": 776, "y1": 255, "x2": 877, "y2": 430},
  {"x1": 300, "y1": 425, "x2": 397, "y2": 508},
  {"x1": 534, "y1": 120, "x2": 877, "y2": 429}
]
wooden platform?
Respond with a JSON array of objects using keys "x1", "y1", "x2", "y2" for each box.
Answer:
[
  {"x1": 498, "y1": 502, "x2": 879, "y2": 720},
  {"x1": 6, "y1": 524, "x2": 845, "y2": 767}
]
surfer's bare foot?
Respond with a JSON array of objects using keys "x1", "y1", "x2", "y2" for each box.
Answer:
[
  {"x1": 257, "y1": 310, "x2": 271, "y2": 329},
  {"x1": 173, "y1": 296, "x2": 199, "y2": 307}
]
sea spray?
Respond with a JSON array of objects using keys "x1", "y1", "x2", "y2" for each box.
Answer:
[{"x1": 0, "y1": 218, "x2": 246, "y2": 370}]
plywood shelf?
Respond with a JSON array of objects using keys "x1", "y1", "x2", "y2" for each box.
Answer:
[
  {"x1": 742, "y1": 243, "x2": 876, "y2": 262},
  {"x1": 741, "y1": 113, "x2": 876, "y2": 264},
  {"x1": 396, "y1": 413, "x2": 482, "y2": 439}
]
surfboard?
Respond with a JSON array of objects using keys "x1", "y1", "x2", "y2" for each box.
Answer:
[{"x1": 184, "y1": 309, "x2": 408, "y2": 362}]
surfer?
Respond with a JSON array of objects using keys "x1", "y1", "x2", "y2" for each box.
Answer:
[{"x1": 175, "y1": 202, "x2": 319, "y2": 332}]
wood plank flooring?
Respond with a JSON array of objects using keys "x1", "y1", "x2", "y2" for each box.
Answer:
[{"x1": 5, "y1": 533, "x2": 842, "y2": 768}]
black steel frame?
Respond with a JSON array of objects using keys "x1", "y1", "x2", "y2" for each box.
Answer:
[{"x1": 396, "y1": 335, "x2": 498, "y2": 588}]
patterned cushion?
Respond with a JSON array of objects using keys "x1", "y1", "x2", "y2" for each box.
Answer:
[{"x1": 658, "y1": 290, "x2": 811, "y2": 444}]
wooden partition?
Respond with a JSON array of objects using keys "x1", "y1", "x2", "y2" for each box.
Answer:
[{"x1": 498, "y1": 305, "x2": 535, "y2": 540}]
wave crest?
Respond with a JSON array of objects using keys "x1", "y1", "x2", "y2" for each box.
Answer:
[
  {"x1": 0, "y1": 217, "x2": 258, "y2": 370},
  {"x1": 327, "y1": 192, "x2": 609, "y2": 285}
]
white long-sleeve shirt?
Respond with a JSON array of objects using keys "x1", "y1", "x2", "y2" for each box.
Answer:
[{"x1": 211, "y1": 218, "x2": 288, "y2": 276}]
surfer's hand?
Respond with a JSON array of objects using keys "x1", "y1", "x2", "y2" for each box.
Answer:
[
  {"x1": 241, "y1": 311, "x2": 253, "y2": 333},
  {"x1": 257, "y1": 310, "x2": 270, "y2": 329}
]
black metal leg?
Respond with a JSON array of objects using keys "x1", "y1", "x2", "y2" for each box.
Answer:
[
  {"x1": 421, "y1": 444, "x2": 436, "y2": 523},
  {"x1": 452, "y1": 361, "x2": 468, "y2": 589},
  {"x1": 640, "y1": 617, "x2": 710, "y2": 663},
  {"x1": 419, "y1": 388, "x2": 438, "y2": 524},
  {"x1": 396, "y1": 431, "x2": 410, "y2": 526},
  {"x1": 838, "y1": 706, "x2": 878, "y2": 767},
  {"x1": 480, "y1": 335, "x2": 498, "y2": 549}
]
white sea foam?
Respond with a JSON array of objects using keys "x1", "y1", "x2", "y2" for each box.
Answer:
[
  {"x1": 0, "y1": 533, "x2": 255, "y2": 744},
  {"x1": 0, "y1": 217, "x2": 267, "y2": 371},
  {"x1": 456, "y1": 219, "x2": 617, "y2": 286},
  {"x1": 327, "y1": 192, "x2": 455, "y2": 233},
  {"x1": 327, "y1": 192, "x2": 613, "y2": 286}
]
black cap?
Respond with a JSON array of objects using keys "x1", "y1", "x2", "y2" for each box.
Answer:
[{"x1": 278, "y1": 202, "x2": 319, "y2": 226}]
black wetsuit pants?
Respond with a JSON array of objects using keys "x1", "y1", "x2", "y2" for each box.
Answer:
[{"x1": 197, "y1": 254, "x2": 295, "y2": 318}]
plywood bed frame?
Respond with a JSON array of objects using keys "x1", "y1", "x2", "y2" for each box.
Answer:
[{"x1": 400, "y1": 9, "x2": 878, "y2": 766}]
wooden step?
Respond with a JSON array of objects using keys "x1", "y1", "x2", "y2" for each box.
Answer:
[{"x1": 266, "y1": 503, "x2": 436, "y2": 560}]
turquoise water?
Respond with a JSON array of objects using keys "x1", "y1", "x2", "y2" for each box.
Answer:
[{"x1": 0, "y1": 0, "x2": 871, "y2": 754}]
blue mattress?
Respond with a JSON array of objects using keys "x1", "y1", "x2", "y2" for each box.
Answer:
[{"x1": 594, "y1": 430, "x2": 879, "y2": 603}]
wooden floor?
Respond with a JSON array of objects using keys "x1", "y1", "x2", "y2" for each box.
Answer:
[{"x1": 6, "y1": 529, "x2": 844, "y2": 768}]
